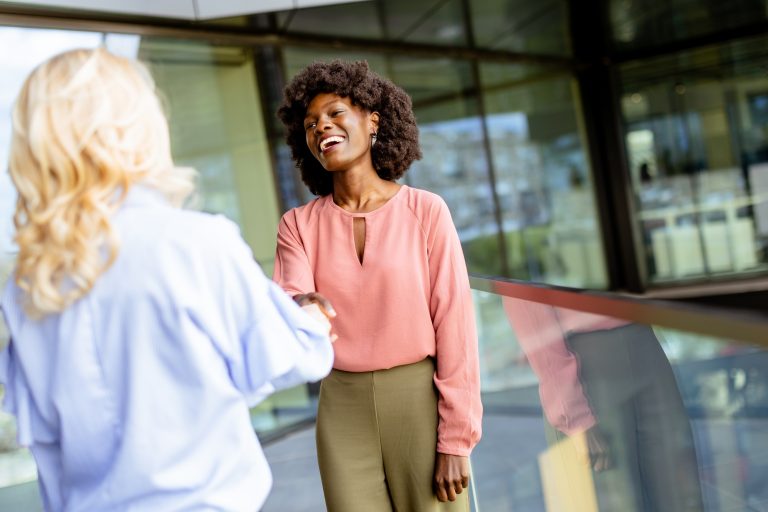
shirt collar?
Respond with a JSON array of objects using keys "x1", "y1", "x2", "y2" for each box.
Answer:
[{"x1": 121, "y1": 186, "x2": 171, "y2": 209}]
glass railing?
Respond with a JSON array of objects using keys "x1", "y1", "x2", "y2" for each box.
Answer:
[{"x1": 470, "y1": 275, "x2": 768, "y2": 512}]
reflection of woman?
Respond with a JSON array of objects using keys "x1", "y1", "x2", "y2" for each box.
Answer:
[
  {"x1": 274, "y1": 60, "x2": 482, "y2": 511},
  {"x1": 503, "y1": 298, "x2": 703, "y2": 512},
  {"x1": 0, "y1": 48, "x2": 333, "y2": 511}
]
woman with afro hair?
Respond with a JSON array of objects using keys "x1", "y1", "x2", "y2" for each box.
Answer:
[{"x1": 274, "y1": 60, "x2": 482, "y2": 511}]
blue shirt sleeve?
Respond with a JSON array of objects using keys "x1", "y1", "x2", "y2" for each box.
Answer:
[{"x1": 208, "y1": 218, "x2": 333, "y2": 406}]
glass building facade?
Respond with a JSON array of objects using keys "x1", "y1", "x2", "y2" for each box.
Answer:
[{"x1": 0, "y1": 0, "x2": 767, "y2": 509}]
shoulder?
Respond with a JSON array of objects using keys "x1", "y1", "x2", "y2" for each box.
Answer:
[
  {"x1": 403, "y1": 186, "x2": 446, "y2": 207},
  {"x1": 278, "y1": 196, "x2": 327, "y2": 230},
  {"x1": 168, "y1": 211, "x2": 248, "y2": 264},
  {"x1": 121, "y1": 204, "x2": 242, "y2": 251},
  {"x1": 116, "y1": 187, "x2": 244, "y2": 244},
  {"x1": 401, "y1": 186, "x2": 452, "y2": 224},
  {"x1": 113, "y1": 207, "x2": 250, "y2": 285}
]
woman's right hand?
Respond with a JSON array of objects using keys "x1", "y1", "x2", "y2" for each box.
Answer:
[
  {"x1": 294, "y1": 292, "x2": 336, "y2": 319},
  {"x1": 295, "y1": 293, "x2": 338, "y2": 342}
]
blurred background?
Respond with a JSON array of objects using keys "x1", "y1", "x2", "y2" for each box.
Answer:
[{"x1": 0, "y1": 1, "x2": 767, "y2": 510}]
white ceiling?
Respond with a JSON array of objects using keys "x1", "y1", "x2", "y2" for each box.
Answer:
[{"x1": 0, "y1": 0, "x2": 370, "y2": 20}]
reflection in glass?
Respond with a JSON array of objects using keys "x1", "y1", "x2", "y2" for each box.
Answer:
[
  {"x1": 504, "y1": 299, "x2": 703, "y2": 511},
  {"x1": 620, "y1": 35, "x2": 768, "y2": 283},
  {"x1": 396, "y1": 58, "x2": 506, "y2": 276},
  {"x1": 481, "y1": 64, "x2": 607, "y2": 287},
  {"x1": 608, "y1": 0, "x2": 768, "y2": 51},
  {"x1": 471, "y1": 289, "x2": 768, "y2": 511},
  {"x1": 279, "y1": 50, "x2": 604, "y2": 284}
]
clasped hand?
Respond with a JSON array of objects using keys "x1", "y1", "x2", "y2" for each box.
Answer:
[{"x1": 295, "y1": 292, "x2": 338, "y2": 342}]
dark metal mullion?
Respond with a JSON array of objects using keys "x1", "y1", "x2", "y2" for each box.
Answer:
[
  {"x1": 569, "y1": 0, "x2": 644, "y2": 292},
  {"x1": 374, "y1": 0, "x2": 389, "y2": 39},
  {"x1": 278, "y1": 10, "x2": 297, "y2": 32},
  {"x1": 248, "y1": 15, "x2": 320, "y2": 406},
  {"x1": 460, "y1": 0, "x2": 510, "y2": 277},
  {"x1": 249, "y1": 14, "x2": 299, "y2": 212},
  {"x1": 373, "y1": 0, "x2": 396, "y2": 79},
  {"x1": 373, "y1": 0, "x2": 406, "y2": 188}
]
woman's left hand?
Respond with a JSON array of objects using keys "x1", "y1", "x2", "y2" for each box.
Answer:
[{"x1": 433, "y1": 453, "x2": 470, "y2": 502}]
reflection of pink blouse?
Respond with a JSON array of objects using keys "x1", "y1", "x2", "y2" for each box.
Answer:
[
  {"x1": 273, "y1": 185, "x2": 482, "y2": 456},
  {"x1": 503, "y1": 297, "x2": 626, "y2": 436}
]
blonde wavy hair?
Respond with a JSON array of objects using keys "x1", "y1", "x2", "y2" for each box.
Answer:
[{"x1": 9, "y1": 47, "x2": 195, "y2": 317}]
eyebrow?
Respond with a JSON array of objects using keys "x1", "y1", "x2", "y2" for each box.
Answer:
[{"x1": 305, "y1": 101, "x2": 346, "y2": 119}]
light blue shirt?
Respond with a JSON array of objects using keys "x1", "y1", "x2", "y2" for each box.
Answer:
[{"x1": 0, "y1": 187, "x2": 333, "y2": 511}]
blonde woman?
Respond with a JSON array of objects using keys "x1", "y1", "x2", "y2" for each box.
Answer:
[{"x1": 0, "y1": 48, "x2": 333, "y2": 511}]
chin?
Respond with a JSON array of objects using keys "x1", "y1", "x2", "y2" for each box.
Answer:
[{"x1": 320, "y1": 160, "x2": 347, "y2": 173}]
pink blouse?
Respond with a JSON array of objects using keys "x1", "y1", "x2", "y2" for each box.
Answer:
[
  {"x1": 273, "y1": 185, "x2": 482, "y2": 456},
  {"x1": 502, "y1": 297, "x2": 627, "y2": 436}
]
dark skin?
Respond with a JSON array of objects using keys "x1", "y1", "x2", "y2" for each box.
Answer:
[{"x1": 293, "y1": 92, "x2": 470, "y2": 502}]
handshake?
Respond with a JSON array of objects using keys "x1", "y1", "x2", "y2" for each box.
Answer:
[{"x1": 296, "y1": 292, "x2": 338, "y2": 343}]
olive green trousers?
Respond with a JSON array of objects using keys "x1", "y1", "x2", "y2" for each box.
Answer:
[{"x1": 316, "y1": 358, "x2": 470, "y2": 512}]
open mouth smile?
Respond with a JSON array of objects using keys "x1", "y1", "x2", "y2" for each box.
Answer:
[{"x1": 319, "y1": 135, "x2": 345, "y2": 153}]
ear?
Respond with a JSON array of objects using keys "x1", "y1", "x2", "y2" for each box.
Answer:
[{"x1": 369, "y1": 111, "x2": 380, "y2": 134}]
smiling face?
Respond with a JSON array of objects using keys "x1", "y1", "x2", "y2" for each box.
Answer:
[{"x1": 304, "y1": 93, "x2": 379, "y2": 173}]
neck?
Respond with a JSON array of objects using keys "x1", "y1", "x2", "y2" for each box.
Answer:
[{"x1": 332, "y1": 170, "x2": 401, "y2": 213}]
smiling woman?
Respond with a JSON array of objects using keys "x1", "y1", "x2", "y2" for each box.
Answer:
[
  {"x1": 303, "y1": 94, "x2": 380, "y2": 173},
  {"x1": 274, "y1": 60, "x2": 483, "y2": 511},
  {"x1": 277, "y1": 60, "x2": 420, "y2": 196}
]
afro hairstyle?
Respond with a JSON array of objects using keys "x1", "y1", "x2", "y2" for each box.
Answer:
[{"x1": 277, "y1": 60, "x2": 422, "y2": 196}]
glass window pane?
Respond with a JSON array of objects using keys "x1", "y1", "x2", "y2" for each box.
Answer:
[
  {"x1": 133, "y1": 38, "x2": 313, "y2": 435},
  {"x1": 609, "y1": 0, "x2": 768, "y2": 52},
  {"x1": 480, "y1": 63, "x2": 608, "y2": 287},
  {"x1": 279, "y1": 49, "x2": 506, "y2": 275},
  {"x1": 619, "y1": 35, "x2": 768, "y2": 284},
  {"x1": 139, "y1": 38, "x2": 280, "y2": 271},
  {"x1": 275, "y1": 1, "x2": 383, "y2": 39},
  {"x1": 381, "y1": 0, "x2": 467, "y2": 46},
  {"x1": 387, "y1": 58, "x2": 505, "y2": 275},
  {"x1": 281, "y1": 47, "x2": 390, "y2": 91},
  {"x1": 470, "y1": 0, "x2": 571, "y2": 56}
]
